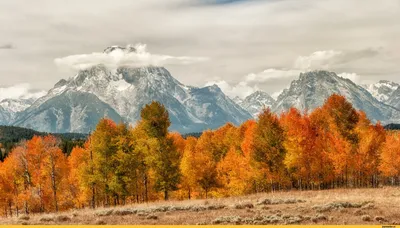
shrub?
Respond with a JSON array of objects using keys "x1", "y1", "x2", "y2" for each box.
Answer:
[
  {"x1": 95, "y1": 219, "x2": 107, "y2": 225},
  {"x1": 146, "y1": 214, "x2": 158, "y2": 220},
  {"x1": 19, "y1": 215, "x2": 30, "y2": 221},
  {"x1": 375, "y1": 216, "x2": 386, "y2": 222},
  {"x1": 39, "y1": 216, "x2": 55, "y2": 222},
  {"x1": 113, "y1": 209, "x2": 136, "y2": 216},
  {"x1": 95, "y1": 209, "x2": 114, "y2": 217},
  {"x1": 312, "y1": 214, "x2": 327, "y2": 223},
  {"x1": 362, "y1": 215, "x2": 371, "y2": 222},
  {"x1": 56, "y1": 215, "x2": 71, "y2": 222},
  {"x1": 234, "y1": 202, "x2": 254, "y2": 209}
]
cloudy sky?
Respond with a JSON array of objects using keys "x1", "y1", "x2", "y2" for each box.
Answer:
[{"x1": 0, "y1": 0, "x2": 399, "y2": 99}]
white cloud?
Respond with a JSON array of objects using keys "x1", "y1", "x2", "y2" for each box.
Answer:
[
  {"x1": 245, "y1": 68, "x2": 302, "y2": 83},
  {"x1": 338, "y1": 72, "x2": 361, "y2": 83},
  {"x1": 54, "y1": 44, "x2": 209, "y2": 70},
  {"x1": 0, "y1": 83, "x2": 46, "y2": 101},
  {"x1": 205, "y1": 80, "x2": 258, "y2": 98},
  {"x1": 207, "y1": 68, "x2": 301, "y2": 99},
  {"x1": 294, "y1": 49, "x2": 369, "y2": 84},
  {"x1": 294, "y1": 49, "x2": 382, "y2": 72},
  {"x1": 294, "y1": 50, "x2": 343, "y2": 70},
  {"x1": 0, "y1": 0, "x2": 398, "y2": 93},
  {"x1": 208, "y1": 49, "x2": 372, "y2": 99},
  {"x1": 271, "y1": 90, "x2": 283, "y2": 100}
]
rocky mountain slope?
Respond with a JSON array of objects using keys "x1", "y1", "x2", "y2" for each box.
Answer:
[
  {"x1": 13, "y1": 90, "x2": 123, "y2": 133},
  {"x1": 364, "y1": 80, "x2": 399, "y2": 103},
  {"x1": 13, "y1": 46, "x2": 252, "y2": 133},
  {"x1": 272, "y1": 70, "x2": 400, "y2": 124},
  {"x1": 6, "y1": 46, "x2": 400, "y2": 132},
  {"x1": 0, "y1": 98, "x2": 36, "y2": 124},
  {"x1": 235, "y1": 91, "x2": 275, "y2": 118}
]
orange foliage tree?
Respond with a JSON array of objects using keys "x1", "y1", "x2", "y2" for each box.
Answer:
[
  {"x1": 380, "y1": 132, "x2": 400, "y2": 185},
  {"x1": 251, "y1": 108, "x2": 287, "y2": 192}
]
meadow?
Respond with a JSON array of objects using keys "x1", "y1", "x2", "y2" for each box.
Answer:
[{"x1": 1, "y1": 187, "x2": 399, "y2": 225}]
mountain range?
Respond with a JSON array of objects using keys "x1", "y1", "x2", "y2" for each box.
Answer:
[
  {"x1": 234, "y1": 91, "x2": 276, "y2": 118},
  {"x1": 11, "y1": 46, "x2": 251, "y2": 133},
  {"x1": 273, "y1": 71, "x2": 400, "y2": 123},
  {"x1": 1, "y1": 46, "x2": 400, "y2": 133}
]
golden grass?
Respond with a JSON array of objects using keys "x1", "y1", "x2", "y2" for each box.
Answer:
[{"x1": 1, "y1": 187, "x2": 399, "y2": 225}]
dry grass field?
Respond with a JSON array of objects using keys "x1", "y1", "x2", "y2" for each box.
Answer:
[{"x1": 1, "y1": 187, "x2": 399, "y2": 225}]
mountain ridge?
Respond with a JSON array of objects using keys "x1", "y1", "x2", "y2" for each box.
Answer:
[
  {"x1": 235, "y1": 91, "x2": 276, "y2": 118},
  {"x1": 271, "y1": 70, "x2": 400, "y2": 124},
  {"x1": 12, "y1": 46, "x2": 252, "y2": 133},
  {"x1": 1, "y1": 46, "x2": 400, "y2": 133}
]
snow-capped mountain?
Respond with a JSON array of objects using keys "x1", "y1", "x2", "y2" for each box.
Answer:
[
  {"x1": 364, "y1": 80, "x2": 399, "y2": 103},
  {"x1": 13, "y1": 46, "x2": 252, "y2": 133},
  {"x1": 272, "y1": 70, "x2": 400, "y2": 123},
  {"x1": 232, "y1": 96, "x2": 243, "y2": 106},
  {"x1": 236, "y1": 91, "x2": 276, "y2": 118},
  {"x1": 13, "y1": 90, "x2": 123, "y2": 133},
  {"x1": 0, "y1": 106, "x2": 11, "y2": 125},
  {"x1": 0, "y1": 98, "x2": 36, "y2": 124},
  {"x1": 387, "y1": 87, "x2": 400, "y2": 109}
]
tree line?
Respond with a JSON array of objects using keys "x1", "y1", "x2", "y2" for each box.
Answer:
[
  {"x1": 0, "y1": 94, "x2": 400, "y2": 217},
  {"x1": 0, "y1": 125, "x2": 86, "y2": 161}
]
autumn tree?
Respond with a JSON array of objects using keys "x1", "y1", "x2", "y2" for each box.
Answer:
[
  {"x1": 310, "y1": 94, "x2": 359, "y2": 187},
  {"x1": 353, "y1": 112, "x2": 386, "y2": 187},
  {"x1": 212, "y1": 123, "x2": 238, "y2": 161},
  {"x1": 251, "y1": 108, "x2": 286, "y2": 192},
  {"x1": 380, "y1": 132, "x2": 400, "y2": 185},
  {"x1": 129, "y1": 124, "x2": 153, "y2": 202},
  {"x1": 40, "y1": 135, "x2": 69, "y2": 212},
  {"x1": 179, "y1": 137, "x2": 198, "y2": 199},
  {"x1": 280, "y1": 108, "x2": 332, "y2": 190},
  {"x1": 217, "y1": 146, "x2": 252, "y2": 196},
  {"x1": 26, "y1": 136, "x2": 47, "y2": 212},
  {"x1": 0, "y1": 150, "x2": 25, "y2": 216},
  {"x1": 195, "y1": 131, "x2": 220, "y2": 198},
  {"x1": 68, "y1": 145, "x2": 91, "y2": 208},
  {"x1": 9, "y1": 144, "x2": 31, "y2": 215},
  {"x1": 169, "y1": 132, "x2": 186, "y2": 157},
  {"x1": 89, "y1": 118, "x2": 118, "y2": 207},
  {"x1": 140, "y1": 101, "x2": 180, "y2": 200}
]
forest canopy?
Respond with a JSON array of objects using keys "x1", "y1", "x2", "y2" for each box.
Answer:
[{"x1": 1, "y1": 95, "x2": 400, "y2": 217}]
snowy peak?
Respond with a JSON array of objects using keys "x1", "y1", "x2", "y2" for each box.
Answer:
[
  {"x1": 13, "y1": 90, "x2": 123, "y2": 133},
  {"x1": 103, "y1": 45, "x2": 137, "y2": 54},
  {"x1": 232, "y1": 96, "x2": 243, "y2": 105},
  {"x1": 364, "y1": 80, "x2": 399, "y2": 103},
  {"x1": 273, "y1": 70, "x2": 400, "y2": 123},
  {"x1": 14, "y1": 47, "x2": 252, "y2": 133},
  {"x1": 387, "y1": 87, "x2": 400, "y2": 109},
  {"x1": 238, "y1": 91, "x2": 276, "y2": 118},
  {"x1": 0, "y1": 98, "x2": 35, "y2": 114},
  {"x1": 0, "y1": 98, "x2": 36, "y2": 123},
  {"x1": 246, "y1": 91, "x2": 275, "y2": 103},
  {"x1": 54, "y1": 79, "x2": 68, "y2": 88},
  {"x1": 73, "y1": 64, "x2": 118, "y2": 83}
]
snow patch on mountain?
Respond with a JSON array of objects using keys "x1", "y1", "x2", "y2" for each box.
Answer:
[
  {"x1": 272, "y1": 70, "x2": 400, "y2": 124},
  {"x1": 387, "y1": 87, "x2": 400, "y2": 110},
  {"x1": 14, "y1": 90, "x2": 123, "y2": 133},
  {"x1": 0, "y1": 98, "x2": 36, "y2": 123},
  {"x1": 364, "y1": 80, "x2": 399, "y2": 103},
  {"x1": 236, "y1": 91, "x2": 276, "y2": 118},
  {"x1": 15, "y1": 46, "x2": 251, "y2": 133}
]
